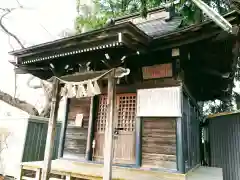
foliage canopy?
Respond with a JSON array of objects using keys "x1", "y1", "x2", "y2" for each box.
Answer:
[{"x1": 75, "y1": 0, "x2": 232, "y2": 32}]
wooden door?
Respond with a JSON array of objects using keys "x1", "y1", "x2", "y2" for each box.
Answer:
[
  {"x1": 93, "y1": 93, "x2": 136, "y2": 164},
  {"x1": 113, "y1": 94, "x2": 136, "y2": 164}
]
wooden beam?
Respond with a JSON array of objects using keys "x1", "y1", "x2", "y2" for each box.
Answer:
[
  {"x1": 177, "y1": 86, "x2": 185, "y2": 173},
  {"x1": 86, "y1": 96, "x2": 97, "y2": 161},
  {"x1": 120, "y1": 33, "x2": 147, "y2": 52},
  {"x1": 187, "y1": 98, "x2": 192, "y2": 169},
  {"x1": 153, "y1": 30, "x2": 221, "y2": 51},
  {"x1": 41, "y1": 77, "x2": 61, "y2": 180},
  {"x1": 182, "y1": 85, "x2": 201, "y2": 115},
  {"x1": 135, "y1": 117, "x2": 142, "y2": 167},
  {"x1": 103, "y1": 69, "x2": 116, "y2": 180},
  {"x1": 59, "y1": 67, "x2": 129, "y2": 83},
  {"x1": 35, "y1": 169, "x2": 41, "y2": 180},
  {"x1": 58, "y1": 98, "x2": 70, "y2": 158},
  {"x1": 191, "y1": 0, "x2": 232, "y2": 33},
  {"x1": 176, "y1": 117, "x2": 185, "y2": 173},
  {"x1": 14, "y1": 67, "x2": 28, "y2": 74},
  {"x1": 122, "y1": 24, "x2": 151, "y2": 46}
]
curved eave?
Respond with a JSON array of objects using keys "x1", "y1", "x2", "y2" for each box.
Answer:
[
  {"x1": 10, "y1": 22, "x2": 151, "y2": 65},
  {"x1": 150, "y1": 10, "x2": 240, "y2": 51},
  {"x1": 21, "y1": 41, "x2": 124, "y2": 65}
]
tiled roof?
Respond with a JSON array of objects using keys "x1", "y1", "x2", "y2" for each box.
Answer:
[
  {"x1": 115, "y1": 8, "x2": 182, "y2": 37},
  {"x1": 136, "y1": 16, "x2": 182, "y2": 37}
]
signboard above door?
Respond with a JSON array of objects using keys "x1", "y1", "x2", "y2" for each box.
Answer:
[{"x1": 142, "y1": 63, "x2": 173, "y2": 80}]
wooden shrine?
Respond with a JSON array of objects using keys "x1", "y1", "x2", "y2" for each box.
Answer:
[{"x1": 9, "y1": 7, "x2": 240, "y2": 180}]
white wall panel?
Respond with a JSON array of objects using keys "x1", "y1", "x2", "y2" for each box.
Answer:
[{"x1": 137, "y1": 87, "x2": 181, "y2": 117}]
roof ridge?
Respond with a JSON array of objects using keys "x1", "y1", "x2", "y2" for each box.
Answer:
[{"x1": 115, "y1": 7, "x2": 166, "y2": 22}]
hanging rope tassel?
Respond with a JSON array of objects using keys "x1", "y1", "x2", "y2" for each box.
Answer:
[
  {"x1": 54, "y1": 68, "x2": 130, "y2": 98},
  {"x1": 60, "y1": 84, "x2": 68, "y2": 97},
  {"x1": 76, "y1": 84, "x2": 87, "y2": 98},
  {"x1": 67, "y1": 84, "x2": 76, "y2": 98},
  {"x1": 86, "y1": 80, "x2": 95, "y2": 97},
  {"x1": 93, "y1": 80, "x2": 101, "y2": 95}
]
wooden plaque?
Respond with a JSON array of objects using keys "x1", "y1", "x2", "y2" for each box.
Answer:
[{"x1": 142, "y1": 63, "x2": 172, "y2": 80}]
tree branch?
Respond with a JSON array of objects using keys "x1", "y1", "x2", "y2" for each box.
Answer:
[
  {"x1": 39, "y1": 81, "x2": 54, "y2": 117},
  {"x1": 0, "y1": 90, "x2": 39, "y2": 116},
  {"x1": 0, "y1": 4, "x2": 54, "y2": 118},
  {"x1": 15, "y1": 0, "x2": 23, "y2": 8},
  {"x1": 0, "y1": 9, "x2": 25, "y2": 49},
  {"x1": 26, "y1": 76, "x2": 54, "y2": 117}
]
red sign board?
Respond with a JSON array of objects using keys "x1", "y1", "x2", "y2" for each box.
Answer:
[{"x1": 142, "y1": 63, "x2": 173, "y2": 80}]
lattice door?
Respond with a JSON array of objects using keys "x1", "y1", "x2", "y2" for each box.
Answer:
[
  {"x1": 93, "y1": 93, "x2": 136, "y2": 164},
  {"x1": 93, "y1": 95, "x2": 107, "y2": 162},
  {"x1": 117, "y1": 94, "x2": 136, "y2": 131},
  {"x1": 96, "y1": 95, "x2": 108, "y2": 133}
]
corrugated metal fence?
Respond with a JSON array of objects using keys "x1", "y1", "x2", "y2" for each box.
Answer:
[
  {"x1": 208, "y1": 112, "x2": 240, "y2": 180},
  {"x1": 22, "y1": 118, "x2": 61, "y2": 162},
  {"x1": 0, "y1": 116, "x2": 62, "y2": 178}
]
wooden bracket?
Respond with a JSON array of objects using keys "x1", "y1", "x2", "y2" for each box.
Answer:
[{"x1": 232, "y1": 25, "x2": 240, "y2": 36}]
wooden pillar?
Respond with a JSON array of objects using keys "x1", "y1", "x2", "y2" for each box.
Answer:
[
  {"x1": 135, "y1": 117, "x2": 142, "y2": 167},
  {"x1": 176, "y1": 117, "x2": 185, "y2": 173},
  {"x1": 41, "y1": 78, "x2": 61, "y2": 180},
  {"x1": 58, "y1": 97, "x2": 70, "y2": 158},
  {"x1": 86, "y1": 96, "x2": 97, "y2": 161},
  {"x1": 103, "y1": 69, "x2": 116, "y2": 180}
]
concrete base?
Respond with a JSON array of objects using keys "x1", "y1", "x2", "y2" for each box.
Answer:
[
  {"x1": 186, "y1": 166, "x2": 223, "y2": 180},
  {"x1": 21, "y1": 159, "x2": 222, "y2": 180}
]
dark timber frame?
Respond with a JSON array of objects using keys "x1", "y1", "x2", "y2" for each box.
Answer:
[
  {"x1": 135, "y1": 117, "x2": 142, "y2": 167},
  {"x1": 86, "y1": 96, "x2": 98, "y2": 161},
  {"x1": 58, "y1": 98, "x2": 70, "y2": 158}
]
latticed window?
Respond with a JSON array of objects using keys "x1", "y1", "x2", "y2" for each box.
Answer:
[
  {"x1": 96, "y1": 95, "x2": 108, "y2": 132},
  {"x1": 96, "y1": 94, "x2": 137, "y2": 132},
  {"x1": 117, "y1": 94, "x2": 136, "y2": 131}
]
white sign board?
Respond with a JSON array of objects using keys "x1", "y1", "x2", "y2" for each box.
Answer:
[{"x1": 137, "y1": 87, "x2": 181, "y2": 117}]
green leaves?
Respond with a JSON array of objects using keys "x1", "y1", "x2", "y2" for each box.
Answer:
[
  {"x1": 74, "y1": 0, "x2": 233, "y2": 32},
  {"x1": 140, "y1": 0, "x2": 148, "y2": 17},
  {"x1": 74, "y1": 0, "x2": 166, "y2": 32},
  {"x1": 179, "y1": 1, "x2": 197, "y2": 25}
]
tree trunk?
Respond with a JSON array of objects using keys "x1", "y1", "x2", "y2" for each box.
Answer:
[
  {"x1": 39, "y1": 81, "x2": 53, "y2": 118},
  {"x1": 0, "y1": 90, "x2": 39, "y2": 116},
  {"x1": 39, "y1": 100, "x2": 51, "y2": 117}
]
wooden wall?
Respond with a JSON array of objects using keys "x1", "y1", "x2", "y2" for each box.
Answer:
[
  {"x1": 142, "y1": 117, "x2": 177, "y2": 170},
  {"x1": 63, "y1": 97, "x2": 91, "y2": 160}
]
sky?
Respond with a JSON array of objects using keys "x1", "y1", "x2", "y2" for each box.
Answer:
[{"x1": 0, "y1": 0, "x2": 77, "y2": 117}]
